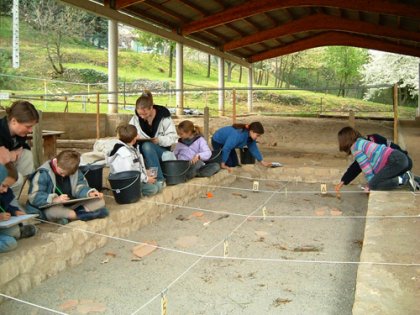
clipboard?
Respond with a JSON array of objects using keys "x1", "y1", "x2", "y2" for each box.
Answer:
[
  {"x1": 0, "y1": 214, "x2": 39, "y2": 229},
  {"x1": 39, "y1": 196, "x2": 99, "y2": 209}
]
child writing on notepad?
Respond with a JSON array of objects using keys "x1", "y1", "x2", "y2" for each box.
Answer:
[
  {"x1": 26, "y1": 150, "x2": 109, "y2": 224},
  {"x1": 0, "y1": 163, "x2": 37, "y2": 253}
]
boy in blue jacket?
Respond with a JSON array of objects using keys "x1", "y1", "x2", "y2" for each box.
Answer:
[
  {"x1": 26, "y1": 150, "x2": 108, "y2": 224},
  {"x1": 0, "y1": 163, "x2": 36, "y2": 253}
]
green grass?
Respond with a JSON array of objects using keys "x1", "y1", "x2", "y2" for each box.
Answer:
[{"x1": 0, "y1": 16, "x2": 416, "y2": 119}]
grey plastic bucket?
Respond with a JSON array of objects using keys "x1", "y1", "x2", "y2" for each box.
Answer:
[
  {"x1": 108, "y1": 171, "x2": 141, "y2": 204},
  {"x1": 162, "y1": 160, "x2": 190, "y2": 185}
]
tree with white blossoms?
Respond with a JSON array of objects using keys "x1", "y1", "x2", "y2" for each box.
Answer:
[{"x1": 362, "y1": 52, "x2": 419, "y2": 105}]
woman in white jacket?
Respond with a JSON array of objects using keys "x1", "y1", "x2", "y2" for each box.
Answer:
[
  {"x1": 129, "y1": 90, "x2": 178, "y2": 184},
  {"x1": 106, "y1": 124, "x2": 162, "y2": 196}
]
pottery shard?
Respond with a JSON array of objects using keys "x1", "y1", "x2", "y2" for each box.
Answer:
[
  {"x1": 330, "y1": 207, "x2": 343, "y2": 216},
  {"x1": 59, "y1": 299, "x2": 78, "y2": 311},
  {"x1": 132, "y1": 241, "x2": 158, "y2": 258},
  {"x1": 175, "y1": 235, "x2": 199, "y2": 248}
]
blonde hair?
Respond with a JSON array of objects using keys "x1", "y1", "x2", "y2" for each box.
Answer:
[
  {"x1": 135, "y1": 90, "x2": 153, "y2": 109},
  {"x1": 178, "y1": 120, "x2": 202, "y2": 136},
  {"x1": 56, "y1": 150, "x2": 80, "y2": 174}
]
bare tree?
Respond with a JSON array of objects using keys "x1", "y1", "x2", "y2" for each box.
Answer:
[{"x1": 22, "y1": 0, "x2": 89, "y2": 76}]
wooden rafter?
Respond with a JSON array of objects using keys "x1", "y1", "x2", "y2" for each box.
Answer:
[
  {"x1": 177, "y1": 0, "x2": 205, "y2": 17},
  {"x1": 143, "y1": 1, "x2": 188, "y2": 23},
  {"x1": 224, "y1": 13, "x2": 420, "y2": 51},
  {"x1": 181, "y1": 0, "x2": 420, "y2": 35},
  {"x1": 249, "y1": 32, "x2": 420, "y2": 62},
  {"x1": 106, "y1": 0, "x2": 145, "y2": 10}
]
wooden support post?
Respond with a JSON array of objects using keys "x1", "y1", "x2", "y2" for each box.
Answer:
[
  {"x1": 232, "y1": 88, "x2": 236, "y2": 124},
  {"x1": 32, "y1": 110, "x2": 43, "y2": 168},
  {"x1": 64, "y1": 96, "x2": 69, "y2": 113},
  {"x1": 393, "y1": 83, "x2": 398, "y2": 144},
  {"x1": 96, "y1": 93, "x2": 100, "y2": 139},
  {"x1": 348, "y1": 110, "x2": 355, "y2": 128},
  {"x1": 204, "y1": 106, "x2": 210, "y2": 142}
]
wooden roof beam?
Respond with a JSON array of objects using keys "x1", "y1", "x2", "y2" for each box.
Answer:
[
  {"x1": 181, "y1": 0, "x2": 420, "y2": 35},
  {"x1": 59, "y1": 0, "x2": 250, "y2": 67},
  {"x1": 249, "y1": 31, "x2": 420, "y2": 62},
  {"x1": 105, "y1": 0, "x2": 145, "y2": 10},
  {"x1": 224, "y1": 13, "x2": 420, "y2": 51}
]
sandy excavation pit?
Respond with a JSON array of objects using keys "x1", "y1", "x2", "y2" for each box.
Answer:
[{"x1": 0, "y1": 178, "x2": 368, "y2": 315}]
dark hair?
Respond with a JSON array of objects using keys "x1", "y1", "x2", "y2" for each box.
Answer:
[
  {"x1": 338, "y1": 126, "x2": 362, "y2": 155},
  {"x1": 4, "y1": 162, "x2": 18, "y2": 181},
  {"x1": 6, "y1": 100, "x2": 39, "y2": 123},
  {"x1": 116, "y1": 123, "x2": 137, "y2": 143},
  {"x1": 56, "y1": 150, "x2": 80, "y2": 174},
  {"x1": 232, "y1": 122, "x2": 264, "y2": 135},
  {"x1": 135, "y1": 90, "x2": 153, "y2": 110},
  {"x1": 178, "y1": 120, "x2": 202, "y2": 136}
]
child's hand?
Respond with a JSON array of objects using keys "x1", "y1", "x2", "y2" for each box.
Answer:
[
  {"x1": 260, "y1": 160, "x2": 272, "y2": 167},
  {"x1": 10, "y1": 147, "x2": 23, "y2": 162},
  {"x1": 221, "y1": 163, "x2": 232, "y2": 173},
  {"x1": 191, "y1": 155, "x2": 200, "y2": 164},
  {"x1": 150, "y1": 137, "x2": 159, "y2": 144},
  {"x1": 89, "y1": 191, "x2": 103, "y2": 198},
  {"x1": 0, "y1": 146, "x2": 11, "y2": 164},
  {"x1": 0, "y1": 213, "x2": 11, "y2": 221},
  {"x1": 147, "y1": 176, "x2": 157, "y2": 184},
  {"x1": 335, "y1": 182, "x2": 344, "y2": 193},
  {"x1": 53, "y1": 194, "x2": 70, "y2": 203},
  {"x1": 15, "y1": 210, "x2": 26, "y2": 216}
]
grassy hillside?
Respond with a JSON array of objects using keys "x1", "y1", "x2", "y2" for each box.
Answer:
[{"x1": 0, "y1": 16, "x2": 415, "y2": 119}]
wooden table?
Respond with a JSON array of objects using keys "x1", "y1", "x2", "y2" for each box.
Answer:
[{"x1": 27, "y1": 130, "x2": 65, "y2": 161}]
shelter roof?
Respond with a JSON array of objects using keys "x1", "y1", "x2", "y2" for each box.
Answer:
[{"x1": 62, "y1": 0, "x2": 420, "y2": 64}]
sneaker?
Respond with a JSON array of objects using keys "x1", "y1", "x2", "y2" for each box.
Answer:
[
  {"x1": 56, "y1": 218, "x2": 69, "y2": 225},
  {"x1": 404, "y1": 171, "x2": 417, "y2": 191},
  {"x1": 19, "y1": 224, "x2": 37, "y2": 238}
]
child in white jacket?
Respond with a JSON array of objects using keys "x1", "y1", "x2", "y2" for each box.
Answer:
[{"x1": 106, "y1": 123, "x2": 162, "y2": 196}]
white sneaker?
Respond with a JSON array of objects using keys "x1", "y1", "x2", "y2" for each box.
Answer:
[{"x1": 406, "y1": 171, "x2": 416, "y2": 192}]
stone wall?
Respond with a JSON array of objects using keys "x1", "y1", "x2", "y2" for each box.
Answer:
[{"x1": 0, "y1": 172, "x2": 235, "y2": 301}]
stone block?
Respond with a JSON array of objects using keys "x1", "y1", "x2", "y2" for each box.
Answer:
[
  {"x1": 17, "y1": 274, "x2": 32, "y2": 293},
  {"x1": 18, "y1": 249, "x2": 37, "y2": 274},
  {"x1": 0, "y1": 257, "x2": 20, "y2": 285},
  {"x1": 3, "y1": 280, "x2": 20, "y2": 298},
  {"x1": 31, "y1": 273, "x2": 47, "y2": 287},
  {"x1": 68, "y1": 249, "x2": 84, "y2": 267}
]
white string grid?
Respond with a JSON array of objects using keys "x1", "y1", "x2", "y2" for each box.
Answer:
[{"x1": 1, "y1": 179, "x2": 418, "y2": 314}]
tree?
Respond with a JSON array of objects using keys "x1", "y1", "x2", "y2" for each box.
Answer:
[
  {"x1": 21, "y1": 0, "x2": 90, "y2": 75},
  {"x1": 362, "y1": 52, "x2": 419, "y2": 105},
  {"x1": 135, "y1": 31, "x2": 175, "y2": 77},
  {"x1": 323, "y1": 46, "x2": 368, "y2": 96}
]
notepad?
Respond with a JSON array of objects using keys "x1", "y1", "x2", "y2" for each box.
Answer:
[
  {"x1": 0, "y1": 214, "x2": 39, "y2": 229},
  {"x1": 39, "y1": 197, "x2": 99, "y2": 209}
]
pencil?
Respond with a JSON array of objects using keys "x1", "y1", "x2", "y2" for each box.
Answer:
[
  {"x1": 0, "y1": 204, "x2": 6, "y2": 213},
  {"x1": 55, "y1": 186, "x2": 64, "y2": 195}
]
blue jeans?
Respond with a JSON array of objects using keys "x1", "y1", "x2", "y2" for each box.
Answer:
[
  {"x1": 369, "y1": 150, "x2": 410, "y2": 190},
  {"x1": 138, "y1": 142, "x2": 168, "y2": 181},
  {"x1": 0, "y1": 226, "x2": 20, "y2": 253}
]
